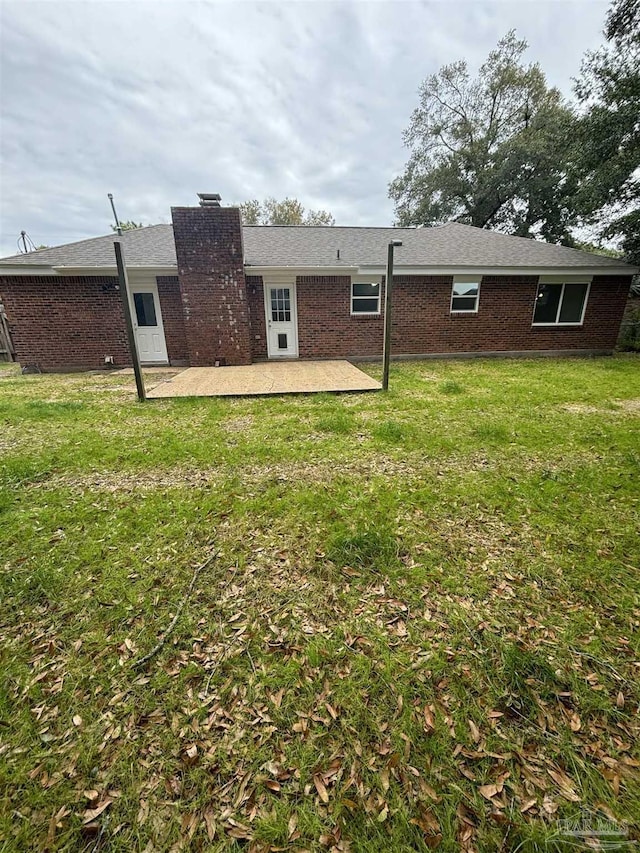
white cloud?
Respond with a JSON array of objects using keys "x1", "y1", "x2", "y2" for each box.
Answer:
[{"x1": 0, "y1": 0, "x2": 609, "y2": 256}]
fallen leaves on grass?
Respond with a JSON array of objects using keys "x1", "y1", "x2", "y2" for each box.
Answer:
[{"x1": 82, "y1": 797, "x2": 113, "y2": 824}]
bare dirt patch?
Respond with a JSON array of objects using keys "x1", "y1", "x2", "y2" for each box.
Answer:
[
  {"x1": 563, "y1": 403, "x2": 603, "y2": 415},
  {"x1": 563, "y1": 399, "x2": 640, "y2": 416},
  {"x1": 26, "y1": 450, "x2": 598, "y2": 495},
  {"x1": 222, "y1": 415, "x2": 255, "y2": 433},
  {"x1": 617, "y1": 398, "x2": 640, "y2": 413}
]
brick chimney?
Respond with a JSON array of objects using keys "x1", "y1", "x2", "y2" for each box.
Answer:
[{"x1": 171, "y1": 195, "x2": 252, "y2": 366}]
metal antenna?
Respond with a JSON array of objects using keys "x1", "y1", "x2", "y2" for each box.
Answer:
[
  {"x1": 18, "y1": 230, "x2": 36, "y2": 253},
  {"x1": 108, "y1": 193, "x2": 123, "y2": 236}
]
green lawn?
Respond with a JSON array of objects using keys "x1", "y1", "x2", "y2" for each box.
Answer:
[{"x1": 1, "y1": 357, "x2": 639, "y2": 852}]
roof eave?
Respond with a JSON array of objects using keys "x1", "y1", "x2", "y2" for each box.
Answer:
[
  {"x1": 244, "y1": 265, "x2": 360, "y2": 275},
  {"x1": 0, "y1": 264, "x2": 178, "y2": 276},
  {"x1": 357, "y1": 264, "x2": 638, "y2": 276},
  {"x1": 0, "y1": 264, "x2": 59, "y2": 276},
  {"x1": 51, "y1": 265, "x2": 178, "y2": 275}
]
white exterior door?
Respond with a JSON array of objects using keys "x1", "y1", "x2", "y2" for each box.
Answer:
[
  {"x1": 265, "y1": 281, "x2": 298, "y2": 358},
  {"x1": 130, "y1": 283, "x2": 168, "y2": 364}
]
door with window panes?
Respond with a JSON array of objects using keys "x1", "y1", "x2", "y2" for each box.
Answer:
[
  {"x1": 130, "y1": 285, "x2": 168, "y2": 363},
  {"x1": 265, "y1": 283, "x2": 298, "y2": 357}
]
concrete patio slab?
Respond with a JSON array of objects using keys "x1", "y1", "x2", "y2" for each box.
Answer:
[
  {"x1": 114, "y1": 366, "x2": 182, "y2": 375},
  {"x1": 146, "y1": 360, "x2": 381, "y2": 398}
]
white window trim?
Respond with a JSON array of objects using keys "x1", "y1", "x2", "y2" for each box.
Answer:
[
  {"x1": 531, "y1": 278, "x2": 592, "y2": 327},
  {"x1": 450, "y1": 275, "x2": 481, "y2": 314},
  {"x1": 350, "y1": 276, "x2": 382, "y2": 316}
]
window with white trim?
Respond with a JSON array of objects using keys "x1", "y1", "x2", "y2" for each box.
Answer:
[
  {"x1": 451, "y1": 278, "x2": 480, "y2": 313},
  {"x1": 351, "y1": 281, "x2": 380, "y2": 315},
  {"x1": 533, "y1": 281, "x2": 590, "y2": 326}
]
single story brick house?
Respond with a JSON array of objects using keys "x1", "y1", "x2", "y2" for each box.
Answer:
[{"x1": 0, "y1": 194, "x2": 637, "y2": 371}]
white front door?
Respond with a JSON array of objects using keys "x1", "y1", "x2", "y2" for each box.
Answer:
[
  {"x1": 130, "y1": 285, "x2": 168, "y2": 364},
  {"x1": 265, "y1": 282, "x2": 298, "y2": 358}
]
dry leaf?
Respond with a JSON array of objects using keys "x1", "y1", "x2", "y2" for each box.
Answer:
[
  {"x1": 594, "y1": 802, "x2": 618, "y2": 822},
  {"x1": 419, "y1": 780, "x2": 441, "y2": 802},
  {"x1": 411, "y1": 807, "x2": 442, "y2": 847},
  {"x1": 468, "y1": 719, "x2": 481, "y2": 743},
  {"x1": 72, "y1": 715, "x2": 83, "y2": 727},
  {"x1": 182, "y1": 744, "x2": 198, "y2": 766},
  {"x1": 616, "y1": 691, "x2": 625, "y2": 709},
  {"x1": 456, "y1": 802, "x2": 477, "y2": 827},
  {"x1": 478, "y1": 782, "x2": 503, "y2": 800},
  {"x1": 270, "y1": 688, "x2": 285, "y2": 708},
  {"x1": 203, "y1": 807, "x2": 216, "y2": 841},
  {"x1": 423, "y1": 706, "x2": 435, "y2": 733},
  {"x1": 380, "y1": 767, "x2": 390, "y2": 792},
  {"x1": 137, "y1": 799, "x2": 149, "y2": 825},
  {"x1": 181, "y1": 812, "x2": 198, "y2": 839},
  {"x1": 547, "y1": 768, "x2": 580, "y2": 802},
  {"x1": 287, "y1": 813, "x2": 298, "y2": 840},
  {"x1": 82, "y1": 798, "x2": 113, "y2": 824},
  {"x1": 313, "y1": 775, "x2": 329, "y2": 804}
]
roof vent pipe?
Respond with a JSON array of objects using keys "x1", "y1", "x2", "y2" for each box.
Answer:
[
  {"x1": 336, "y1": 249, "x2": 340, "y2": 260},
  {"x1": 198, "y1": 193, "x2": 222, "y2": 207}
]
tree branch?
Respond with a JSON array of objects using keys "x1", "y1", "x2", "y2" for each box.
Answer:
[{"x1": 132, "y1": 549, "x2": 218, "y2": 670}]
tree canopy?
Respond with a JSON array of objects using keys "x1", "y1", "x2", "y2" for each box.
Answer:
[
  {"x1": 572, "y1": 0, "x2": 640, "y2": 264},
  {"x1": 390, "y1": 5, "x2": 640, "y2": 263},
  {"x1": 389, "y1": 32, "x2": 576, "y2": 243},
  {"x1": 238, "y1": 198, "x2": 335, "y2": 226},
  {"x1": 111, "y1": 220, "x2": 144, "y2": 232}
]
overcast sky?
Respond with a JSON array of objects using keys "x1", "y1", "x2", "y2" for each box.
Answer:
[{"x1": 0, "y1": 0, "x2": 610, "y2": 257}]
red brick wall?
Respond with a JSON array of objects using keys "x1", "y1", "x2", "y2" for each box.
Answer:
[
  {"x1": 296, "y1": 274, "x2": 632, "y2": 358},
  {"x1": 1, "y1": 270, "x2": 630, "y2": 371},
  {"x1": 157, "y1": 276, "x2": 188, "y2": 364},
  {"x1": 297, "y1": 275, "x2": 382, "y2": 358},
  {"x1": 171, "y1": 206, "x2": 251, "y2": 366},
  {"x1": 246, "y1": 276, "x2": 267, "y2": 360},
  {"x1": 0, "y1": 274, "x2": 191, "y2": 371},
  {"x1": 0, "y1": 275, "x2": 129, "y2": 370}
]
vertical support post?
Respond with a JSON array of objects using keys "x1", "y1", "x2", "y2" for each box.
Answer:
[
  {"x1": 382, "y1": 240, "x2": 401, "y2": 391},
  {"x1": 114, "y1": 240, "x2": 146, "y2": 402}
]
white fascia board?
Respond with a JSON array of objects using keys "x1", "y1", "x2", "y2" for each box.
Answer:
[
  {"x1": 356, "y1": 265, "x2": 637, "y2": 277},
  {"x1": 52, "y1": 265, "x2": 178, "y2": 275},
  {"x1": 244, "y1": 265, "x2": 359, "y2": 276},
  {"x1": 0, "y1": 265, "x2": 179, "y2": 277},
  {"x1": 0, "y1": 265, "x2": 59, "y2": 275},
  {"x1": 539, "y1": 273, "x2": 593, "y2": 284}
]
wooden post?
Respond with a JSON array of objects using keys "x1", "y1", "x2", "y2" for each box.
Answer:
[
  {"x1": 114, "y1": 241, "x2": 146, "y2": 402},
  {"x1": 382, "y1": 240, "x2": 401, "y2": 391},
  {"x1": 0, "y1": 302, "x2": 15, "y2": 362}
]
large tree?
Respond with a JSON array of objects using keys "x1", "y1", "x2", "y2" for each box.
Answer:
[
  {"x1": 389, "y1": 32, "x2": 577, "y2": 242},
  {"x1": 238, "y1": 197, "x2": 335, "y2": 226},
  {"x1": 572, "y1": 0, "x2": 640, "y2": 264}
]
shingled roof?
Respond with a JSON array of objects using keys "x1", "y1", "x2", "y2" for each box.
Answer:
[
  {"x1": 0, "y1": 224, "x2": 176, "y2": 268},
  {"x1": 243, "y1": 224, "x2": 636, "y2": 271},
  {"x1": 0, "y1": 221, "x2": 636, "y2": 272}
]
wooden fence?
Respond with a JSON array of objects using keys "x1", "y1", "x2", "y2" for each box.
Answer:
[{"x1": 0, "y1": 302, "x2": 15, "y2": 362}]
